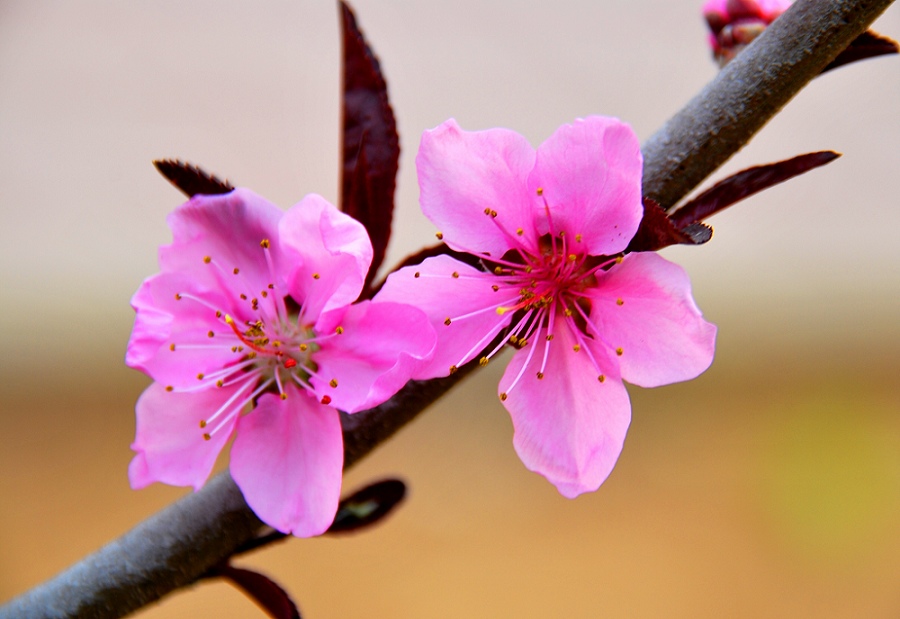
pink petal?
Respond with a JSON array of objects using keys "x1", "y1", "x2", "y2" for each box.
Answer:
[
  {"x1": 280, "y1": 194, "x2": 373, "y2": 320},
  {"x1": 374, "y1": 255, "x2": 513, "y2": 379},
  {"x1": 527, "y1": 117, "x2": 643, "y2": 257},
  {"x1": 159, "y1": 189, "x2": 285, "y2": 316},
  {"x1": 128, "y1": 382, "x2": 239, "y2": 491},
  {"x1": 499, "y1": 323, "x2": 631, "y2": 498},
  {"x1": 126, "y1": 272, "x2": 248, "y2": 388},
  {"x1": 311, "y1": 300, "x2": 436, "y2": 413},
  {"x1": 417, "y1": 119, "x2": 540, "y2": 257},
  {"x1": 587, "y1": 252, "x2": 717, "y2": 388},
  {"x1": 230, "y1": 385, "x2": 343, "y2": 537}
]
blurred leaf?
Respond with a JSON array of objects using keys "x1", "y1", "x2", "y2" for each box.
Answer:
[
  {"x1": 823, "y1": 30, "x2": 899, "y2": 73},
  {"x1": 153, "y1": 159, "x2": 234, "y2": 198},
  {"x1": 626, "y1": 197, "x2": 712, "y2": 253},
  {"x1": 211, "y1": 564, "x2": 301, "y2": 619},
  {"x1": 326, "y1": 478, "x2": 406, "y2": 534},
  {"x1": 669, "y1": 151, "x2": 840, "y2": 229},
  {"x1": 340, "y1": 0, "x2": 400, "y2": 294}
]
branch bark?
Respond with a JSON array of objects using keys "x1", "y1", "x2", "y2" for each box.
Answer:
[{"x1": 2, "y1": 0, "x2": 894, "y2": 616}]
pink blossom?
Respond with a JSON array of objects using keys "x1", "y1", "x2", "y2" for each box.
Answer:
[
  {"x1": 126, "y1": 189, "x2": 434, "y2": 536},
  {"x1": 703, "y1": 0, "x2": 791, "y2": 65},
  {"x1": 375, "y1": 118, "x2": 716, "y2": 497}
]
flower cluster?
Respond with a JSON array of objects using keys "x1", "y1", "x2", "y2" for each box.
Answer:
[
  {"x1": 126, "y1": 190, "x2": 434, "y2": 536},
  {"x1": 128, "y1": 116, "x2": 716, "y2": 533},
  {"x1": 703, "y1": 0, "x2": 791, "y2": 65},
  {"x1": 375, "y1": 117, "x2": 716, "y2": 497}
]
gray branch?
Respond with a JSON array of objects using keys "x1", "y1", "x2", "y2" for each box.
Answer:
[{"x1": 2, "y1": 0, "x2": 894, "y2": 616}]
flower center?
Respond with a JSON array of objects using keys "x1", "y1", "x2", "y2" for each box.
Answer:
[{"x1": 165, "y1": 239, "x2": 343, "y2": 441}]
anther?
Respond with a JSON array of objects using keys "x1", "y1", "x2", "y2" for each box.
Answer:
[
  {"x1": 203, "y1": 256, "x2": 211, "y2": 264},
  {"x1": 444, "y1": 318, "x2": 452, "y2": 326},
  {"x1": 616, "y1": 347, "x2": 623, "y2": 356},
  {"x1": 216, "y1": 380, "x2": 224, "y2": 387},
  {"x1": 615, "y1": 256, "x2": 623, "y2": 264},
  {"x1": 598, "y1": 375, "x2": 606, "y2": 383},
  {"x1": 568, "y1": 254, "x2": 577, "y2": 262},
  {"x1": 313, "y1": 273, "x2": 320, "y2": 279},
  {"x1": 169, "y1": 343, "x2": 176, "y2": 351},
  {"x1": 435, "y1": 232, "x2": 444, "y2": 240},
  {"x1": 536, "y1": 372, "x2": 545, "y2": 380},
  {"x1": 492, "y1": 285, "x2": 500, "y2": 291},
  {"x1": 284, "y1": 358, "x2": 297, "y2": 369},
  {"x1": 452, "y1": 272, "x2": 459, "y2": 279},
  {"x1": 329, "y1": 379, "x2": 338, "y2": 388},
  {"x1": 449, "y1": 365, "x2": 458, "y2": 374},
  {"x1": 546, "y1": 334, "x2": 554, "y2": 341},
  {"x1": 616, "y1": 298, "x2": 624, "y2": 306},
  {"x1": 414, "y1": 272, "x2": 420, "y2": 278},
  {"x1": 165, "y1": 385, "x2": 174, "y2": 392},
  {"x1": 280, "y1": 393, "x2": 288, "y2": 400},
  {"x1": 516, "y1": 228, "x2": 524, "y2": 236},
  {"x1": 197, "y1": 373, "x2": 205, "y2": 380},
  {"x1": 335, "y1": 326, "x2": 344, "y2": 334},
  {"x1": 233, "y1": 268, "x2": 240, "y2": 275},
  {"x1": 240, "y1": 293, "x2": 247, "y2": 300},
  {"x1": 484, "y1": 207, "x2": 491, "y2": 215},
  {"x1": 320, "y1": 395, "x2": 332, "y2": 405},
  {"x1": 494, "y1": 266, "x2": 503, "y2": 275},
  {"x1": 260, "y1": 239, "x2": 270, "y2": 248},
  {"x1": 199, "y1": 420, "x2": 207, "y2": 428},
  {"x1": 174, "y1": 293, "x2": 182, "y2": 301},
  {"x1": 299, "y1": 344, "x2": 308, "y2": 352},
  {"x1": 207, "y1": 331, "x2": 215, "y2": 338},
  {"x1": 203, "y1": 433, "x2": 211, "y2": 441},
  {"x1": 573, "y1": 344, "x2": 581, "y2": 352},
  {"x1": 490, "y1": 210, "x2": 497, "y2": 218},
  {"x1": 479, "y1": 357, "x2": 489, "y2": 367},
  {"x1": 536, "y1": 187, "x2": 543, "y2": 196},
  {"x1": 261, "y1": 290, "x2": 268, "y2": 298},
  {"x1": 268, "y1": 284, "x2": 274, "y2": 289},
  {"x1": 216, "y1": 310, "x2": 222, "y2": 318},
  {"x1": 575, "y1": 234, "x2": 583, "y2": 242},
  {"x1": 500, "y1": 393, "x2": 508, "y2": 401}
]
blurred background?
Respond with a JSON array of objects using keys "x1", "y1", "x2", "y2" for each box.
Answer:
[{"x1": 1, "y1": 1, "x2": 898, "y2": 617}]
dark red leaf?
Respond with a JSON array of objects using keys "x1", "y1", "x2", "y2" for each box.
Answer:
[
  {"x1": 823, "y1": 30, "x2": 899, "y2": 73},
  {"x1": 153, "y1": 159, "x2": 234, "y2": 198},
  {"x1": 326, "y1": 478, "x2": 406, "y2": 534},
  {"x1": 669, "y1": 151, "x2": 840, "y2": 229},
  {"x1": 340, "y1": 1, "x2": 400, "y2": 294},
  {"x1": 212, "y1": 565, "x2": 301, "y2": 619},
  {"x1": 625, "y1": 197, "x2": 711, "y2": 252}
]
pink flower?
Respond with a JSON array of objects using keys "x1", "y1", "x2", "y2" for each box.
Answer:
[
  {"x1": 375, "y1": 118, "x2": 716, "y2": 497},
  {"x1": 126, "y1": 189, "x2": 434, "y2": 536},
  {"x1": 703, "y1": 0, "x2": 791, "y2": 65}
]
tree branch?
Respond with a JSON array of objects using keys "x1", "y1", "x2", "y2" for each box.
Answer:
[{"x1": 2, "y1": 0, "x2": 894, "y2": 616}]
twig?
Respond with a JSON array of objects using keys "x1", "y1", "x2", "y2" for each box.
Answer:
[{"x1": 2, "y1": 0, "x2": 894, "y2": 616}]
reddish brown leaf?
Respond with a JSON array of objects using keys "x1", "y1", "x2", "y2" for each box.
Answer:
[
  {"x1": 625, "y1": 197, "x2": 711, "y2": 252},
  {"x1": 669, "y1": 151, "x2": 840, "y2": 229},
  {"x1": 153, "y1": 159, "x2": 234, "y2": 198},
  {"x1": 340, "y1": 1, "x2": 400, "y2": 293},
  {"x1": 823, "y1": 30, "x2": 899, "y2": 73},
  {"x1": 326, "y1": 478, "x2": 406, "y2": 534},
  {"x1": 212, "y1": 565, "x2": 301, "y2": 619}
]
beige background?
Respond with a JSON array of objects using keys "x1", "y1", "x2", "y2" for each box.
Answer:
[{"x1": 1, "y1": 1, "x2": 898, "y2": 617}]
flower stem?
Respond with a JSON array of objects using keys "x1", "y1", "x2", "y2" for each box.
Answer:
[{"x1": 1, "y1": 0, "x2": 894, "y2": 616}]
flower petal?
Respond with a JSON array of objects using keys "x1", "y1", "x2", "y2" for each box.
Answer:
[
  {"x1": 417, "y1": 119, "x2": 540, "y2": 256},
  {"x1": 128, "y1": 382, "x2": 239, "y2": 491},
  {"x1": 374, "y1": 255, "x2": 513, "y2": 379},
  {"x1": 499, "y1": 323, "x2": 631, "y2": 498},
  {"x1": 159, "y1": 189, "x2": 285, "y2": 315},
  {"x1": 127, "y1": 272, "x2": 249, "y2": 388},
  {"x1": 528, "y1": 116, "x2": 643, "y2": 256},
  {"x1": 310, "y1": 300, "x2": 436, "y2": 413},
  {"x1": 280, "y1": 194, "x2": 373, "y2": 320},
  {"x1": 230, "y1": 384, "x2": 343, "y2": 537},
  {"x1": 587, "y1": 252, "x2": 717, "y2": 388}
]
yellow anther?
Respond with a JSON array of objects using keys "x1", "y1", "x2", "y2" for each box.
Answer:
[
  {"x1": 536, "y1": 187, "x2": 543, "y2": 196},
  {"x1": 196, "y1": 373, "x2": 205, "y2": 380},
  {"x1": 500, "y1": 393, "x2": 508, "y2": 401},
  {"x1": 203, "y1": 433, "x2": 211, "y2": 441},
  {"x1": 519, "y1": 339, "x2": 528, "y2": 347},
  {"x1": 559, "y1": 231, "x2": 566, "y2": 238},
  {"x1": 449, "y1": 365, "x2": 458, "y2": 374},
  {"x1": 573, "y1": 344, "x2": 581, "y2": 352},
  {"x1": 169, "y1": 343, "x2": 176, "y2": 351},
  {"x1": 260, "y1": 239, "x2": 271, "y2": 248},
  {"x1": 280, "y1": 393, "x2": 288, "y2": 400},
  {"x1": 261, "y1": 290, "x2": 268, "y2": 298},
  {"x1": 546, "y1": 334, "x2": 554, "y2": 341},
  {"x1": 312, "y1": 273, "x2": 320, "y2": 279},
  {"x1": 508, "y1": 335, "x2": 519, "y2": 345},
  {"x1": 484, "y1": 207, "x2": 492, "y2": 215},
  {"x1": 414, "y1": 272, "x2": 421, "y2": 278},
  {"x1": 216, "y1": 380, "x2": 224, "y2": 388},
  {"x1": 568, "y1": 254, "x2": 577, "y2": 262},
  {"x1": 452, "y1": 271, "x2": 460, "y2": 279},
  {"x1": 225, "y1": 314, "x2": 235, "y2": 325},
  {"x1": 492, "y1": 285, "x2": 500, "y2": 291},
  {"x1": 494, "y1": 266, "x2": 504, "y2": 275},
  {"x1": 479, "y1": 357, "x2": 489, "y2": 367},
  {"x1": 199, "y1": 420, "x2": 207, "y2": 428},
  {"x1": 564, "y1": 308, "x2": 573, "y2": 317},
  {"x1": 598, "y1": 375, "x2": 606, "y2": 383},
  {"x1": 616, "y1": 347, "x2": 623, "y2": 356},
  {"x1": 165, "y1": 385, "x2": 174, "y2": 392},
  {"x1": 299, "y1": 343, "x2": 308, "y2": 351},
  {"x1": 616, "y1": 298, "x2": 624, "y2": 306},
  {"x1": 490, "y1": 210, "x2": 498, "y2": 218},
  {"x1": 444, "y1": 317, "x2": 452, "y2": 326},
  {"x1": 496, "y1": 307, "x2": 509, "y2": 315},
  {"x1": 329, "y1": 379, "x2": 338, "y2": 388},
  {"x1": 272, "y1": 340, "x2": 281, "y2": 347},
  {"x1": 233, "y1": 267, "x2": 240, "y2": 274},
  {"x1": 575, "y1": 234, "x2": 583, "y2": 242},
  {"x1": 207, "y1": 331, "x2": 215, "y2": 338},
  {"x1": 203, "y1": 256, "x2": 211, "y2": 264},
  {"x1": 615, "y1": 256, "x2": 623, "y2": 264},
  {"x1": 335, "y1": 326, "x2": 344, "y2": 334},
  {"x1": 174, "y1": 293, "x2": 182, "y2": 300},
  {"x1": 536, "y1": 372, "x2": 545, "y2": 380},
  {"x1": 435, "y1": 232, "x2": 444, "y2": 240},
  {"x1": 516, "y1": 228, "x2": 524, "y2": 236},
  {"x1": 215, "y1": 310, "x2": 222, "y2": 318}
]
